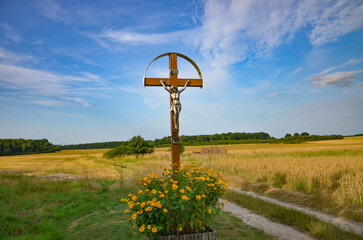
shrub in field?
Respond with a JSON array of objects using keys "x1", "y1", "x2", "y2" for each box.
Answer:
[
  {"x1": 121, "y1": 164, "x2": 229, "y2": 239},
  {"x1": 104, "y1": 135, "x2": 154, "y2": 158}
]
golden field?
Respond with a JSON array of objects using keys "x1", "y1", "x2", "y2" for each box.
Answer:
[{"x1": 1, "y1": 136, "x2": 362, "y2": 221}]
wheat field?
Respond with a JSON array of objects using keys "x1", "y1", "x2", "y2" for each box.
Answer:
[{"x1": 1, "y1": 137, "x2": 362, "y2": 220}]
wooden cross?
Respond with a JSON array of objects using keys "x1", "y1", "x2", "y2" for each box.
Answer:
[{"x1": 143, "y1": 52, "x2": 203, "y2": 169}]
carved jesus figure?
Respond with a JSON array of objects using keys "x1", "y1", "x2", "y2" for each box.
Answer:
[{"x1": 160, "y1": 80, "x2": 190, "y2": 130}]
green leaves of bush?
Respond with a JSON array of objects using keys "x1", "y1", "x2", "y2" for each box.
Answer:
[{"x1": 103, "y1": 136, "x2": 154, "y2": 158}]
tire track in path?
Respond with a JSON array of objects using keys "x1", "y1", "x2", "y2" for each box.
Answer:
[
  {"x1": 223, "y1": 200, "x2": 314, "y2": 240},
  {"x1": 231, "y1": 188, "x2": 363, "y2": 236}
]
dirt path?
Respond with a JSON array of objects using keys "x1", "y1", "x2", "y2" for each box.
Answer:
[
  {"x1": 223, "y1": 200, "x2": 314, "y2": 240},
  {"x1": 231, "y1": 188, "x2": 363, "y2": 236}
]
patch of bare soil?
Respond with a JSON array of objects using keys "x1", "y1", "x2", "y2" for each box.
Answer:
[{"x1": 25, "y1": 173, "x2": 81, "y2": 180}]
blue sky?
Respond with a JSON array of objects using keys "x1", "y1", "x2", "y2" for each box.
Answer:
[{"x1": 0, "y1": 0, "x2": 362, "y2": 145}]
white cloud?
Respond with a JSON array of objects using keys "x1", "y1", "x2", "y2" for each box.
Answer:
[
  {"x1": 32, "y1": 0, "x2": 70, "y2": 24},
  {"x1": 0, "y1": 47, "x2": 36, "y2": 65},
  {"x1": 309, "y1": 59, "x2": 363, "y2": 87},
  {"x1": 312, "y1": 70, "x2": 362, "y2": 87},
  {"x1": 0, "y1": 23, "x2": 22, "y2": 42},
  {"x1": 189, "y1": 0, "x2": 363, "y2": 67},
  {"x1": 0, "y1": 64, "x2": 91, "y2": 96},
  {"x1": 293, "y1": 67, "x2": 304, "y2": 74},
  {"x1": 268, "y1": 92, "x2": 280, "y2": 98},
  {"x1": 95, "y1": 29, "x2": 188, "y2": 48}
]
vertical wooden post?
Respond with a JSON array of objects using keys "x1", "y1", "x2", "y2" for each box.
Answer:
[
  {"x1": 144, "y1": 52, "x2": 203, "y2": 170},
  {"x1": 169, "y1": 53, "x2": 180, "y2": 169}
]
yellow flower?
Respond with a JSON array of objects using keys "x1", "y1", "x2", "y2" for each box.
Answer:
[
  {"x1": 132, "y1": 213, "x2": 137, "y2": 219},
  {"x1": 128, "y1": 193, "x2": 132, "y2": 197},
  {"x1": 165, "y1": 190, "x2": 169, "y2": 193},
  {"x1": 160, "y1": 194, "x2": 165, "y2": 198},
  {"x1": 133, "y1": 232, "x2": 136, "y2": 236},
  {"x1": 139, "y1": 226, "x2": 145, "y2": 232},
  {"x1": 138, "y1": 190, "x2": 143, "y2": 194},
  {"x1": 145, "y1": 206, "x2": 152, "y2": 212},
  {"x1": 172, "y1": 184, "x2": 178, "y2": 190},
  {"x1": 163, "y1": 208, "x2": 168, "y2": 213},
  {"x1": 202, "y1": 194, "x2": 206, "y2": 198},
  {"x1": 138, "y1": 209, "x2": 143, "y2": 214},
  {"x1": 196, "y1": 195, "x2": 201, "y2": 200},
  {"x1": 152, "y1": 198, "x2": 157, "y2": 202},
  {"x1": 132, "y1": 195, "x2": 137, "y2": 201},
  {"x1": 225, "y1": 199, "x2": 228, "y2": 204},
  {"x1": 140, "y1": 202, "x2": 145, "y2": 208},
  {"x1": 180, "y1": 189, "x2": 185, "y2": 193},
  {"x1": 179, "y1": 227, "x2": 182, "y2": 232},
  {"x1": 182, "y1": 195, "x2": 189, "y2": 201},
  {"x1": 124, "y1": 209, "x2": 129, "y2": 213},
  {"x1": 147, "y1": 225, "x2": 151, "y2": 229},
  {"x1": 208, "y1": 209, "x2": 212, "y2": 214},
  {"x1": 151, "y1": 189, "x2": 157, "y2": 194},
  {"x1": 152, "y1": 227, "x2": 157, "y2": 233},
  {"x1": 186, "y1": 187, "x2": 192, "y2": 192}
]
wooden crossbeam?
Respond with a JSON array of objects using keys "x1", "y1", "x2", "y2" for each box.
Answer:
[{"x1": 144, "y1": 78, "x2": 203, "y2": 87}]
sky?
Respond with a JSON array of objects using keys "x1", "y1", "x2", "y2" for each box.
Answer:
[{"x1": 0, "y1": 0, "x2": 362, "y2": 145}]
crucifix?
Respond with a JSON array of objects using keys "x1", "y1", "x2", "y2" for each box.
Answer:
[{"x1": 143, "y1": 52, "x2": 203, "y2": 169}]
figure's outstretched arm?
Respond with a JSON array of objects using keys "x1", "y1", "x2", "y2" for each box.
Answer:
[
  {"x1": 179, "y1": 80, "x2": 190, "y2": 93},
  {"x1": 160, "y1": 80, "x2": 171, "y2": 93}
]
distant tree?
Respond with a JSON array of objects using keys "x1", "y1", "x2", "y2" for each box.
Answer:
[
  {"x1": 128, "y1": 136, "x2": 154, "y2": 157},
  {"x1": 293, "y1": 133, "x2": 300, "y2": 137},
  {"x1": 285, "y1": 133, "x2": 292, "y2": 138},
  {"x1": 103, "y1": 135, "x2": 154, "y2": 159},
  {"x1": 301, "y1": 132, "x2": 310, "y2": 136}
]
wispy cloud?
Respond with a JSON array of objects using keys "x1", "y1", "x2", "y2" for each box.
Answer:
[
  {"x1": 0, "y1": 62, "x2": 105, "y2": 108},
  {"x1": 268, "y1": 92, "x2": 280, "y2": 98},
  {"x1": 189, "y1": 0, "x2": 363, "y2": 67},
  {"x1": 309, "y1": 59, "x2": 363, "y2": 87},
  {"x1": 92, "y1": 29, "x2": 189, "y2": 50},
  {"x1": 0, "y1": 47, "x2": 36, "y2": 65},
  {"x1": 32, "y1": 0, "x2": 70, "y2": 24},
  {"x1": 293, "y1": 67, "x2": 304, "y2": 74},
  {"x1": 0, "y1": 23, "x2": 22, "y2": 42},
  {"x1": 312, "y1": 71, "x2": 362, "y2": 87},
  {"x1": 0, "y1": 64, "x2": 90, "y2": 96}
]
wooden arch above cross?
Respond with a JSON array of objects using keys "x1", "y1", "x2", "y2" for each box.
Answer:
[{"x1": 143, "y1": 52, "x2": 203, "y2": 169}]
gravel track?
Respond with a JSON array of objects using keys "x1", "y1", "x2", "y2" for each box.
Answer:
[
  {"x1": 231, "y1": 188, "x2": 363, "y2": 236},
  {"x1": 223, "y1": 200, "x2": 314, "y2": 240}
]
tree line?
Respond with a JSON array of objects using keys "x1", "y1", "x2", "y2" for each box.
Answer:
[
  {"x1": 0, "y1": 139, "x2": 61, "y2": 156},
  {"x1": 61, "y1": 141, "x2": 129, "y2": 150},
  {"x1": 1, "y1": 132, "x2": 344, "y2": 156},
  {"x1": 61, "y1": 131, "x2": 344, "y2": 150}
]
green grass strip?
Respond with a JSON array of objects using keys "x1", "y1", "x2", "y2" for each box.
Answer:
[{"x1": 225, "y1": 190, "x2": 363, "y2": 240}]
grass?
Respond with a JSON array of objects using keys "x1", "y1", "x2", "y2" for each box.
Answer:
[
  {"x1": 0, "y1": 173, "x2": 272, "y2": 239},
  {"x1": 224, "y1": 190, "x2": 363, "y2": 240}
]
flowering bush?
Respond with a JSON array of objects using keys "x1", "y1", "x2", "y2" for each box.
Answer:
[{"x1": 121, "y1": 163, "x2": 229, "y2": 239}]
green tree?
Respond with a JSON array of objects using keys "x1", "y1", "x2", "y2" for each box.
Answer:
[
  {"x1": 128, "y1": 136, "x2": 154, "y2": 157},
  {"x1": 301, "y1": 132, "x2": 310, "y2": 136},
  {"x1": 285, "y1": 133, "x2": 292, "y2": 138},
  {"x1": 103, "y1": 135, "x2": 154, "y2": 159},
  {"x1": 293, "y1": 133, "x2": 300, "y2": 137}
]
